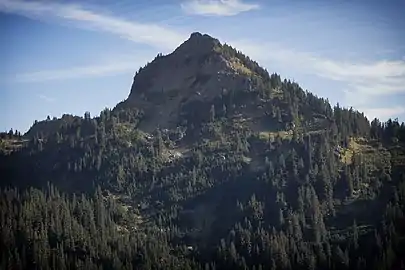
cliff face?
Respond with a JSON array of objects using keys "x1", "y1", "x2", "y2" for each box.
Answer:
[{"x1": 116, "y1": 32, "x2": 254, "y2": 132}]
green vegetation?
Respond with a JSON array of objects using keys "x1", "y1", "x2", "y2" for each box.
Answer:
[
  {"x1": 228, "y1": 57, "x2": 253, "y2": 75},
  {"x1": 258, "y1": 130, "x2": 293, "y2": 141}
]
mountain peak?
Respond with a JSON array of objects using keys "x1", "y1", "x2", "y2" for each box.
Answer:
[
  {"x1": 189, "y1": 32, "x2": 215, "y2": 41},
  {"x1": 188, "y1": 32, "x2": 217, "y2": 42},
  {"x1": 173, "y1": 32, "x2": 221, "y2": 56},
  {"x1": 190, "y1": 31, "x2": 204, "y2": 39},
  {"x1": 117, "y1": 32, "x2": 253, "y2": 132}
]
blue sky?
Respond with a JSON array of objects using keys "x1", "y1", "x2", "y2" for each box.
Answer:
[{"x1": 1, "y1": 0, "x2": 405, "y2": 133}]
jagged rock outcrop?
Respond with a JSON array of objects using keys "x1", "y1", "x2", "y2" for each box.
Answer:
[{"x1": 115, "y1": 32, "x2": 253, "y2": 132}]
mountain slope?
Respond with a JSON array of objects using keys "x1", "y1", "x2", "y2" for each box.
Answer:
[
  {"x1": 2, "y1": 33, "x2": 405, "y2": 270},
  {"x1": 116, "y1": 32, "x2": 331, "y2": 135}
]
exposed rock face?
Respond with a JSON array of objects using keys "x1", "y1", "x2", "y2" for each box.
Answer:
[{"x1": 116, "y1": 32, "x2": 251, "y2": 132}]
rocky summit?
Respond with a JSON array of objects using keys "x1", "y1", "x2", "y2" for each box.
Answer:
[{"x1": 116, "y1": 32, "x2": 266, "y2": 132}]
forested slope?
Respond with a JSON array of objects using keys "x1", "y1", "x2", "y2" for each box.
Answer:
[{"x1": 1, "y1": 33, "x2": 405, "y2": 270}]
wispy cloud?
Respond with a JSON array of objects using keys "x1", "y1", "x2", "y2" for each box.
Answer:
[
  {"x1": 231, "y1": 40, "x2": 405, "y2": 108},
  {"x1": 12, "y1": 59, "x2": 151, "y2": 83},
  {"x1": 181, "y1": 0, "x2": 259, "y2": 16},
  {"x1": 38, "y1": 94, "x2": 55, "y2": 103},
  {"x1": 0, "y1": 0, "x2": 187, "y2": 51},
  {"x1": 359, "y1": 106, "x2": 405, "y2": 121}
]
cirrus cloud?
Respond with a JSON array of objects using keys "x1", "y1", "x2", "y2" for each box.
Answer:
[
  {"x1": 230, "y1": 39, "x2": 405, "y2": 106},
  {"x1": 12, "y1": 58, "x2": 150, "y2": 83},
  {"x1": 181, "y1": 0, "x2": 259, "y2": 16},
  {"x1": 0, "y1": 0, "x2": 186, "y2": 51}
]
